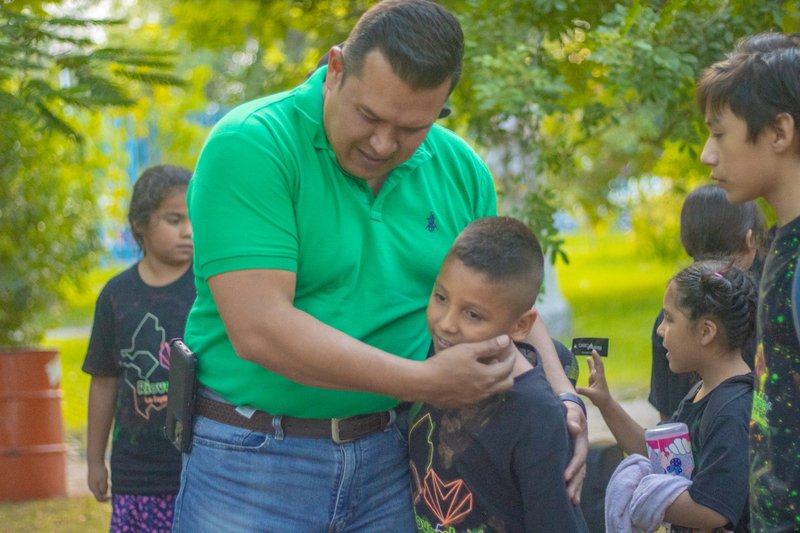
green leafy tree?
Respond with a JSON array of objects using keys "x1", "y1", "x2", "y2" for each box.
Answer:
[
  {"x1": 453, "y1": 0, "x2": 787, "y2": 260},
  {"x1": 120, "y1": 1, "x2": 795, "y2": 264},
  {"x1": 0, "y1": 4, "x2": 182, "y2": 346}
]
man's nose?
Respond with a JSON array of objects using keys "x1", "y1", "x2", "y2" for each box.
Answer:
[{"x1": 370, "y1": 126, "x2": 398, "y2": 157}]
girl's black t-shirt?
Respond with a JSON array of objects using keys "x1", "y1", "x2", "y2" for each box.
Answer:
[{"x1": 82, "y1": 264, "x2": 195, "y2": 495}]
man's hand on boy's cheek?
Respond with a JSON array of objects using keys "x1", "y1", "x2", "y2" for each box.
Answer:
[{"x1": 563, "y1": 401, "x2": 588, "y2": 504}]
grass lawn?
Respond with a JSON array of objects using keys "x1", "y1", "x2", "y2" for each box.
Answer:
[
  {"x1": 557, "y1": 231, "x2": 678, "y2": 398},
  {"x1": 50, "y1": 336, "x2": 91, "y2": 437},
  {"x1": 0, "y1": 496, "x2": 110, "y2": 531}
]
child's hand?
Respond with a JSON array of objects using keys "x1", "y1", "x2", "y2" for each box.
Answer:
[
  {"x1": 87, "y1": 460, "x2": 110, "y2": 502},
  {"x1": 576, "y1": 350, "x2": 613, "y2": 409}
]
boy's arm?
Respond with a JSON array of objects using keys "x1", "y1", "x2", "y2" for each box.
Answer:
[
  {"x1": 86, "y1": 375, "x2": 117, "y2": 503},
  {"x1": 663, "y1": 490, "x2": 730, "y2": 530},
  {"x1": 525, "y1": 316, "x2": 588, "y2": 503},
  {"x1": 517, "y1": 402, "x2": 587, "y2": 532},
  {"x1": 577, "y1": 351, "x2": 648, "y2": 455}
]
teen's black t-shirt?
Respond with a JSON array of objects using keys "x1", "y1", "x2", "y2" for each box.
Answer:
[
  {"x1": 82, "y1": 264, "x2": 195, "y2": 495},
  {"x1": 750, "y1": 215, "x2": 800, "y2": 531}
]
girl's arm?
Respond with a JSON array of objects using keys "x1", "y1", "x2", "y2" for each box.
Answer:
[
  {"x1": 663, "y1": 490, "x2": 729, "y2": 529},
  {"x1": 86, "y1": 375, "x2": 118, "y2": 502},
  {"x1": 576, "y1": 351, "x2": 648, "y2": 455}
]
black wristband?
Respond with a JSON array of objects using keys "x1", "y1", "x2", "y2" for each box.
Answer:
[{"x1": 558, "y1": 392, "x2": 587, "y2": 417}]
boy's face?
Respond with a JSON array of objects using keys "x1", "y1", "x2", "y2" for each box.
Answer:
[
  {"x1": 701, "y1": 106, "x2": 779, "y2": 204},
  {"x1": 427, "y1": 257, "x2": 531, "y2": 353}
]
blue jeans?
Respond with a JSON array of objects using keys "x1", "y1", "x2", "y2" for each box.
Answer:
[{"x1": 172, "y1": 411, "x2": 414, "y2": 532}]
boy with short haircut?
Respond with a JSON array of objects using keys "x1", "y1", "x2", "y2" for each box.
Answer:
[
  {"x1": 697, "y1": 34, "x2": 800, "y2": 531},
  {"x1": 408, "y1": 216, "x2": 588, "y2": 532}
]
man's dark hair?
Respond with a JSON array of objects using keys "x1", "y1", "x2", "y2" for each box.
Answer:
[
  {"x1": 343, "y1": 0, "x2": 464, "y2": 91},
  {"x1": 680, "y1": 184, "x2": 765, "y2": 261},
  {"x1": 697, "y1": 32, "x2": 800, "y2": 142},
  {"x1": 447, "y1": 217, "x2": 544, "y2": 316},
  {"x1": 129, "y1": 164, "x2": 192, "y2": 252}
]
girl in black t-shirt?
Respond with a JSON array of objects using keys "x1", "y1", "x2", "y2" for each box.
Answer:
[
  {"x1": 579, "y1": 260, "x2": 757, "y2": 532},
  {"x1": 82, "y1": 165, "x2": 195, "y2": 532},
  {"x1": 649, "y1": 184, "x2": 765, "y2": 421}
]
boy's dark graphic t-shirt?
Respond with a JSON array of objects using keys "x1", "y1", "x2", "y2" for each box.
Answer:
[
  {"x1": 82, "y1": 264, "x2": 195, "y2": 495},
  {"x1": 408, "y1": 343, "x2": 587, "y2": 533},
  {"x1": 750, "y1": 214, "x2": 800, "y2": 531}
]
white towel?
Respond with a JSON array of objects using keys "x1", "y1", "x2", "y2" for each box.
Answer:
[
  {"x1": 630, "y1": 473, "x2": 692, "y2": 531},
  {"x1": 605, "y1": 454, "x2": 652, "y2": 533},
  {"x1": 605, "y1": 453, "x2": 693, "y2": 533}
]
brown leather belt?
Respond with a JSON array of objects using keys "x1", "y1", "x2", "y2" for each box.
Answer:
[{"x1": 195, "y1": 396, "x2": 401, "y2": 444}]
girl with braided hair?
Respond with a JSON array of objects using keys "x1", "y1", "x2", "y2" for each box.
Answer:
[{"x1": 579, "y1": 260, "x2": 756, "y2": 532}]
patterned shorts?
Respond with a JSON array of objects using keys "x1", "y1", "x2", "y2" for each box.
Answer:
[{"x1": 110, "y1": 493, "x2": 177, "y2": 533}]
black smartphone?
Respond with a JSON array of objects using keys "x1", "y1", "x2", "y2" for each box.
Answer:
[
  {"x1": 166, "y1": 338, "x2": 198, "y2": 453},
  {"x1": 571, "y1": 337, "x2": 610, "y2": 357}
]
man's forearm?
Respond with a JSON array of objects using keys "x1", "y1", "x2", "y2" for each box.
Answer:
[
  {"x1": 209, "y1": 269, "x2": 514, "y2": 408},
  {"x1": 232, "y1": 299, "x2": 426, "y2": 399}
]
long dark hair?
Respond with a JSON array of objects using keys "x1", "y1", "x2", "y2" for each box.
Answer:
[{"x1": 128, "y1": 165, "x2": 192, "y2": 252}]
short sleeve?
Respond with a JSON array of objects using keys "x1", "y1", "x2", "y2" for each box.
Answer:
[
  {"x1": 189, "y1": 127, "x2": 299, "y2": 278},
  {"x1": 515, "y1": 409, "x2": 586, "y2": 531},
  {"x1": 82, "y1": 285, "x2": 118, "y2": 376},
  {"x1": 688, "y1": 411, "x2": 750, "y2": 526}
]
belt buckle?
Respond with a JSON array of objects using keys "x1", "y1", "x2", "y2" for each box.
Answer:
[{"x1": 331, "y1": 417, "x2": 354, "y2": 444}]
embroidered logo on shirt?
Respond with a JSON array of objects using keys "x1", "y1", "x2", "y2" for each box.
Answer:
[{"x1": 426, "y1": 212, "x2": 437, "y2": 232}]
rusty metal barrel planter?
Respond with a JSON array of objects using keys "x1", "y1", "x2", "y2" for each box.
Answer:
[{"x1": 0, "y1": 348, "x2": 67, "y2": 501}]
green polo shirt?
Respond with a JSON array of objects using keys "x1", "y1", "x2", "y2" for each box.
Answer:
[{"x1": 185, "y1": 67, "x2": 497, "y2": 418}]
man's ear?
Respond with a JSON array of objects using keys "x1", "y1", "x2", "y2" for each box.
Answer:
[
  {"x1": 510, "y1": 308, "x2": 538, "y2": 342},
  {"x1": 771, "y1": 112, "x2": 798, "y2": 153},
  {"x1": 324, "y1": 46, "x2": 344, "y2": 92},
  {"x1": 698, "y1": 318, "x2": 719, "y2": 347}
]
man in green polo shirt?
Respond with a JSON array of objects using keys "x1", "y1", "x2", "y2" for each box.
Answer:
[{"x1": 173, "y1": 1, "x2": 586, "y2": 531}]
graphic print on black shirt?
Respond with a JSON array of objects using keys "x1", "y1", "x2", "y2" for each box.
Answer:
[
  {"x1": 408, "y1": 343, "x2": 588, "y2": 533},
  {"x1": 749, "y1": 215, "x2": 800, "y2": 531},
  {"x1": 122, "y1": 312, "x2": 171, "y2": 420}
]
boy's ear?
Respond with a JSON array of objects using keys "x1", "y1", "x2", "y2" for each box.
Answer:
[
  {"x1": 770, "y1": 112, "x2": 798, "y2": 153},
  {"x1": 509, "y1": 307, "x2": 538, "y2": 342},
  {"x1": 698, "y1": 318, "x2": 718, "y2": 347}
]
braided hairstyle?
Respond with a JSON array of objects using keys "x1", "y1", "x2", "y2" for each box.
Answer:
[{"x1": 671, "y1": 259, "x2": 758, "y2": 351}]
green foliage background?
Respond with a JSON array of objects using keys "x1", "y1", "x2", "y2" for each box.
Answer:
[{"x1": 3, "y1": 0, "x2": 798, "y2": 343}]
